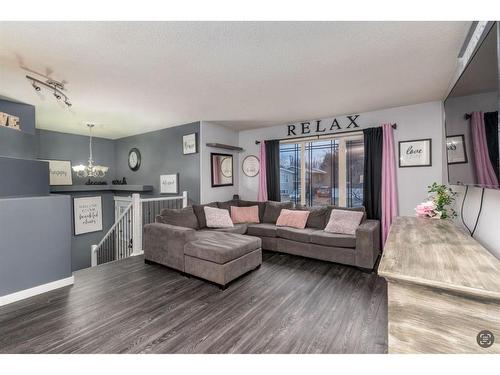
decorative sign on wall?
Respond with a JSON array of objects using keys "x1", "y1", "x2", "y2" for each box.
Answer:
[
  {"x1": 160, "y1": 173, "x2": 179, "y2": 194},
  {"x1": 0, "y1": 111, "x2": 21, "y2": 131},
  {"x1": 446, "y1": 135, "x2": 468, "y2": 164},
  {"x1": 399, "y1": 138, "x2": 432, "y2": 168},
  {"x1": 242, "y1": 155, "x2": 260, "y2": 177},
  {"x1": 183, "y1": 133, "x2": 197, "y2": 154},
  {"x1": 40, "y1": 159, "x2": 73, "y2": 186},
  {"x1": 74, "y1": 196, "x2": 103, "y2": 235},
  {"x1": 285, "y1": 115, "x2": 360, "y2": 137}
]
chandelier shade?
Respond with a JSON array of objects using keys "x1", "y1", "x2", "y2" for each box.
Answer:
[{"x1": 72, "y1": 124, "x2": 109, "y2": 178}]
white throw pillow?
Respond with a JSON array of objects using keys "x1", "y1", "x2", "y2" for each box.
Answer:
[
  {"x1": 324, "y1": 209, "x2": 364, "y2": 235},
  {"x1": 204, "y1": 206, "x2": 234, "y2": 228}
]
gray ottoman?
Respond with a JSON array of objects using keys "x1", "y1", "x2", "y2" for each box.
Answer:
[{"x1": 184, "y1": 231, "x2": 262, "y2": 289}]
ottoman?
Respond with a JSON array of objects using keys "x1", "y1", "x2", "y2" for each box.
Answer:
[{"x1": 184, "y1": 231, "x2": 262, "y2": 289}]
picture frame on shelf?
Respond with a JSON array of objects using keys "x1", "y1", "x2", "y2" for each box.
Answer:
[
  {"x1": 398, "y1": 138, "x2": 432, "y2": 168},
  {"x1": 160, "y1": 173, "x2": 179, "y2": 194},
  {"x1": 40, "y1": 159, "x2": 73, "y2": 186}
]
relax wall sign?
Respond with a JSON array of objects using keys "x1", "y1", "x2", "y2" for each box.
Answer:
[{"x1": 286, "y1": 115, "x2": 360, "y2": 137}]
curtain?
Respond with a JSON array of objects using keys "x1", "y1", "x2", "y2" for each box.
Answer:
[
  {"x1": 257, "y1": 142, "x2": 268, "y2": 201},
  {"x1": 484, "y1": 111, "x2": 499, "y2": 182},
  {"x1": 362, "y1": 127, "x2": 383, "y2": 220},
  {"x1": 471, "y1": 112, "x2": 499, "y2": 186},
  {"x1": 381, "y1": 124, "x2": 398, "y2": 245},
  {"x1": 265, "y1": 140, "x2": 281, "y2": 201}
]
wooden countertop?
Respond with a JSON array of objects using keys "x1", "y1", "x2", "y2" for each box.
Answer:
[{"x1": 378, "y1": 216, "x2": 500, "y2": 300}]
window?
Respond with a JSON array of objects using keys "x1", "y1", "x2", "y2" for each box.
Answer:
[{"x1": 279, "y1": 134, "x2": 364, "y2": 207}]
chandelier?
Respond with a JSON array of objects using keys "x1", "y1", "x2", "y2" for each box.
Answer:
[{"x1": 72, "y1": 124, "x2": 109, "y2": 178}]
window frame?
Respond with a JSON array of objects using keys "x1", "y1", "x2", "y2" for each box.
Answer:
[{"x1": 280, "y1": 132, "x2": 363, "y2": 207}]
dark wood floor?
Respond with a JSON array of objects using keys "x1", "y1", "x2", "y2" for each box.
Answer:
[{"x1": 0, "y1": 252, "x2": 387, "y2": 354}]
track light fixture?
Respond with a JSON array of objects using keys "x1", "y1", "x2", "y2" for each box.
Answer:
[{"x1": 26, "y1": 75, "x2": 72, "y2": 108}]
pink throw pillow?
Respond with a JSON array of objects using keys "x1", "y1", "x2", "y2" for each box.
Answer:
[
  {"x1": 324, "y1": 209, "x2": 364, "y2": 235},
  {"x1": 276, "y1": 209, "x2": 310, "y2": 229},
  {"x1": 231, "y1": 205, "x2": 260, "y2": 224}
]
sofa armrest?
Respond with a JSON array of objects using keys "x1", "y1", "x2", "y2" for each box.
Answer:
[
  {"x1": 143, "y1": 223, "x2": 196, "y2": 272},
  {"x1": 354, "y1": 219, "x2": 381, "y2": 269}
]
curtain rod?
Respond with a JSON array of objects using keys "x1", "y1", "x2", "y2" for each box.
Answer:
[
  {"x1": 255, "y1": 123, "x2": 397, "y2": 145},
  {"x1": 464, "y1": 113, "x2": 472, "y2": 119}
]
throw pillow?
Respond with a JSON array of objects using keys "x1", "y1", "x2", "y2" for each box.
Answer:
[
  {"x1": 263, "y1": 201, "x2": 294, "y2": 223},
  {"x1": 230, "y1": 205, "x2": 260, "y2": 224},
  {"x1": 192, "y1": 202, "x2": 218, "y2": 228},
  {"x1": 295, "y1": 205, "x2": 330, "y2": 229},
  {"x1": 238, "y1": 200, "x2": 266, "y2": 222},
  {"x1": 276, "y1": 209, "x2": 310, "y2": 229},
  {"x1": 156, "y1": 207, "x2": 199, "y2": 230},
  {"x1": 204, "y1": 206, "x2": 234, "y2": 228},
  {"x1": 324, "y1": 209, "x2": 364, "y2": 235}
]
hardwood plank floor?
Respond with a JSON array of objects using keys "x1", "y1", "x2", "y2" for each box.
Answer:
[{"x1": 0, "y1": 252, "x2": 388, "y2": 354}]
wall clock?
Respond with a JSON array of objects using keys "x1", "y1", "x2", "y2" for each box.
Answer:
[
  {"x1": 242, "y1": 155, "x2": 260, "y2": 177},
  {"x1": 128, "y1": 148, "x2": 141, "y2": 171}
]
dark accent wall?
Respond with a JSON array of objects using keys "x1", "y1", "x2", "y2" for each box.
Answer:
[
  {"x1": 0, "y1": 195, "x2": 71, "y2": 297},
  {"x1": 114, "y1": 122, "x2": 201, "y2": 203},
  {"x1": 0, "y1": 157, "x2": 50, "y2": 197},
  {"x1": 37, "y1": 129, "x2": 116, "y2": 185}
]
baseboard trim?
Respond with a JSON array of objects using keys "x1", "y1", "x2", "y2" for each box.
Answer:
[{"x1": 0, "y1": 276, "x2": 74, "y2": 307}]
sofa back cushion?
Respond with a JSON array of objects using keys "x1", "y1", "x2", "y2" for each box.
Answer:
[
  {"x1": 231, "y1": 205, "x2": 260, "y2": 224},
  {"x1": 238, "y1": 200, "x2": 266, "y2": 222},
  {"x1": 156, "y1": 207, "x2": 199, "y2": 230},
  {"x1": 204, "y1": 206, "x2": 234, "y2": 228},
  {"x1": 276, "y1": 209, "x2": 310, "y2": 229},
  {"x1": 192, "y1": 202, "x2": 218, "y2": 229},
  {"x1": 217, "y1": 199, "x2": 239, "y2": 212},
  {"x1": 324, "y1": 209, "x2": 364, "y2": 235},
  {"x1": 326, "y1": 205, "x2": 366, "y2": 223},
  {"x1": 296, "y1": 205, "x2": 330, "y2": 229},
  {"x1": 263, "y1": 201, "x2": 294, "y2": 223}
]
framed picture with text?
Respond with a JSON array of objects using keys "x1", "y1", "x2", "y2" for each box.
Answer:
[
  {"x1": 73, "y1": 196, "x2": 103, "y2": 235},
  {"x1": 160, "y1": 173, "x2": 179, "y2": 194},
  {"x1": 446, "y1": 135, "x2": 468, "y2": 165},
  {"x1": 183, "y1": 133, "x2": 197, "y2": 155},
  {"x1": 40, "y1": 159, "x2": 73, "y2": 186},
  {"x1": 398, "y1": 138, "x2": 432, "y2": 168}
]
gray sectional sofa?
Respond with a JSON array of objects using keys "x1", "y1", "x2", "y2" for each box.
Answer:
[{"x1": 143, "y1": 199, "x2": 381, "y2": 288}]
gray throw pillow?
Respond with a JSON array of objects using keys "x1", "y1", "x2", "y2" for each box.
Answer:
[
  {"x1": 263, "y1": 201, "x2": 294, "y2": 223},
  {"x1": 295, "y1": 205, "x2": 330, "y2": 229},
  {"x1": 192, "y1": 202, "x2": 218, "y2": 229},
  {"x1": 157, "y1": 207, "x2": 199, "y2": 230}
]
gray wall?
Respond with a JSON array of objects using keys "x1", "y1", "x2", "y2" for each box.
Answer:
[
  {"x1": 37, "y1": 129, "x2": 116, "y2": 185},
  {"x1": 0, "y1": 156, "x2": 50, "y2": 197},
  {"x1": 0, "y1": 195, "x2": 71, "y2": 297},
  {"x1": 114, "y1": 122, "x2": 201, "y2": 203}
]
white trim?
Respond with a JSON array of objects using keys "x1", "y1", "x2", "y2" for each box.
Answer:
[{"x1": 0, "y1": 276, "x2": 74, "y2": 307}]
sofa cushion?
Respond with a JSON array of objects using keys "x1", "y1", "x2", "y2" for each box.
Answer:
[
  {"x1": 156, "y1": 207, "x2": 199, "y2": 230},
  {"x1": 325, "y1": 209, "x2": 364, "y2": 235},
  {"x1": 204, "y1": 206, "x2": 234, "y2": 228},
  {"x1": 185, "y1": 231, "x2": 261, "y2": 264},
  {"x1": 276, "y1": 209, "x2": 309, "y2": 229},
  {"x1": 231, "y1": 205, "x2": 260, "y2": 224},
  {"x1": 296, "y1": 205, "x2": 330, "y2": 229},
  {"x1": 309, "y1": 230, "x2": 356, "y2": 248},
  {"x1": 246, "y1": 223, "x2": 278, "y2": 238},
  {"x1": 276, "y1": 227, "x2": 316, "y2": 244},
  {"x1": 202, "y1": 223, "x2": 248, "y2": 235},
  {"x1": 217, "y1": 199, "x2": 239, "y2": 212},
  {"x1": 192, "y1": 202, "x2": 218, "y2": 229},
  {"x1": 263, "y1": 201, "x2": 294, "y2": 223},
  {"x1": 326, "y1": 205, "x2": 366, "y2": 223},
  {"x1": 238, "y1": 200, "x2": 266, "y2": 222}
]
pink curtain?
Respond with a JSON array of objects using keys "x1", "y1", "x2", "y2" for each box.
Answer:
[
  {"x1": 257, "y1": 141, "x2": 268, "y2": 201},
  {"x1": 381, "y1": 123, "x2": 398, "y2": 245},
  {"x1": 471, "y1": 112, "x2": 499, "y2": 186}
]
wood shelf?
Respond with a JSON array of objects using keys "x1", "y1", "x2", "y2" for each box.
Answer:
[
  {"x1": 50, "y1": 185, "x2": 153, "y2": 193},
  {"x1": 206, "y1": 143, "x2": 244, "y2": 152}
]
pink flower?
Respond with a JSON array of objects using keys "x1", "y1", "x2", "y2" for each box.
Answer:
[{"x1": 415, "y1": 201, "x2": 437, "y2": 218}]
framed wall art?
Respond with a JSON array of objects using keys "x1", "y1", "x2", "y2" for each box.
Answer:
[
  {"x1": 183, "y1": 133, "x2": 197, "y2": 155},
  {"x1": 399, "y1": 138, "x2": 432, "y2": 168},
  {"x1": 40, "y1": 159, "x2": 73, "y2": 186},
  {"x1": 160, "y1": 173, "x2": 179, "y2": 194},
  {"x1": 242, "y1": 155, "x2": 260, "y2": 177},
  {"x1": 446, "y1": 135, "x2": 468, "y2": 165},
  {"x1": 73, "y1": 196, "x2": 103, "y2": 235}
]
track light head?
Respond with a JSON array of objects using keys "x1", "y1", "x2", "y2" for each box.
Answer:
[
  {"x1": 32, "y1": 82, "x2": 41, "y2": 91},
  {"x1": 53, "y1": 92, "x2": 61, "y2": 100},
  {"x1": 64, "y1": 99, "x2": 72, "y2": 107}
]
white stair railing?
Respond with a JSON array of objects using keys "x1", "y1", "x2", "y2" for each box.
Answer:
[{"x1": 91, "y1": 191, "x2": 188, "y2": 267}]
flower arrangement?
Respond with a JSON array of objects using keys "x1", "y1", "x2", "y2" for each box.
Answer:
[{"x1": 415, "y1": 183, "x2": 457, "y2": 219}]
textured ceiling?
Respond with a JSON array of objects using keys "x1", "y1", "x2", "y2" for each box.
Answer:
[{"x1": 0, "y1": 21, "x2": 470, "y2": 139}]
